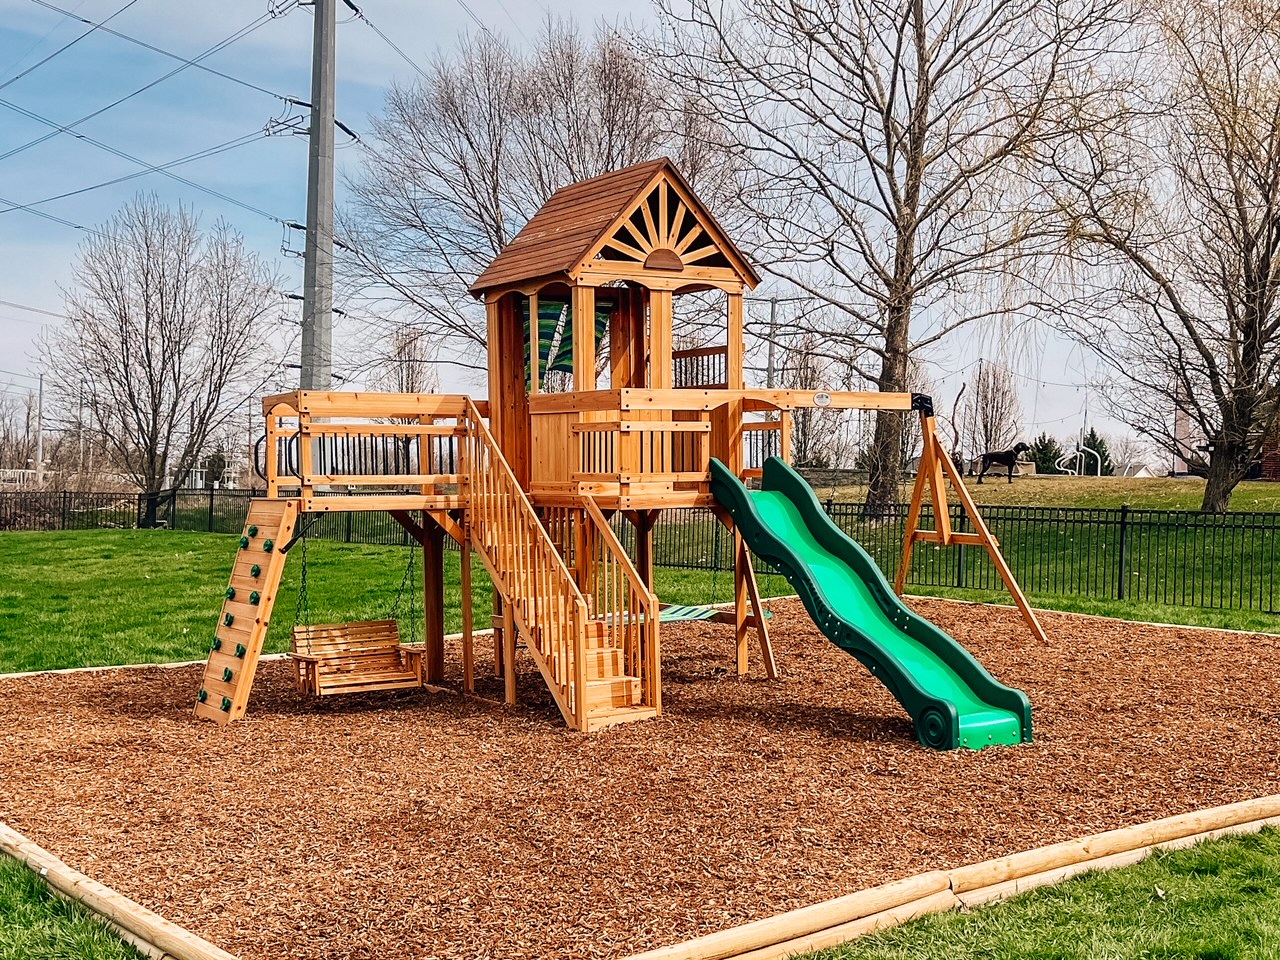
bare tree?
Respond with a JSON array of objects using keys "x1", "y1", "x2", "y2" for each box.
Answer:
[
  {"x1": 779, "y1": 337, "x2": 863, "y2": 468},
  {"x1": 1054, "y1": 0, "x2": 1280, "y2": 511},
  {"x1": 1108, "y1": 433, "x2": 1152, "y2": 475},
  {"x1": 372, "y1": 325, "x2": 440, "y2": 395},
  {"x1": 40, "y1": 196, "x2": 282, "y2": 513},
  {"x1": 656, "y1": 0, "x2": 1127, "y2": 508},
  {"x1": 342, "y1": 20, "x2": 740, "y2": 364},
  {"x1": 959, "y1": 362, "x2": 1023, "y2": 461}
]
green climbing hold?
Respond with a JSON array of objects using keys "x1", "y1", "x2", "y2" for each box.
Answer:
[
  {"x1": 235, "y1": 643, "x2": 246, "y2": 658},
  {"x1": 262, "y1": 539, "x2": 274, "y2": 552},
  {"x1": 225, "y1": 587, "x2": 236, "y2": 600},
  {"x1": 220, "y1": 697, "x2": 232, "y2": 712},
  {"x1": 247, "y1": 525, "x2": 258, "y2": 537},
  {"x1": 223, "y1": 613, "x2": 235, "y2": 627},
  {"x1": 239, "y1": 536, "x2": 250, "y2": 549},
  {"x1": 211, "y1": 637, "x2": 222, "y2": 652},
  {"x1": 198, "y1": 689, "x2": 208, "y2": 703},
  {"x1": 250, "y1": 564, "x2": 261, "y2": 578},
  {"x1": 249, "y1": 591, "x2": 260, "y2": 605},
  {"x1": 222, "y1": 667, "x2": 234, "y2": 683}
]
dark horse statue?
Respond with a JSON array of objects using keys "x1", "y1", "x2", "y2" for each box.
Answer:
[{"x1": 976, "y1": 442, "x2": 1031, "y2": 484}]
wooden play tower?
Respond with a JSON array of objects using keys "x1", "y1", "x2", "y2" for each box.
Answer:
[{"x1": 194, "y1": 158, "x2": 1043, "y2": 732}]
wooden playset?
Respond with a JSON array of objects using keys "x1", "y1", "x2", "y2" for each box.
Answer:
[{"x1": 194, "y1": 158, "x2": 1043, "y2": 745}]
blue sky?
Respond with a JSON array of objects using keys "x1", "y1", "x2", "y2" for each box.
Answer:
[{"x1": 0, "y1": 0, "x2": 1129, "y2": 456}]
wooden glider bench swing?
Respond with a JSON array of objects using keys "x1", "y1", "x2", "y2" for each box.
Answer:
[{"x1": 286, "y1": 521, "x2": 429, "y2": 698}]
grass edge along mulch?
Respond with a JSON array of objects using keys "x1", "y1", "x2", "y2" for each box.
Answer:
[
  {"x1": 808, "y1": 824, "x2": 1280, "y2": 960},
  {"x1": 0, "y1": 822, "x2": 235, "y2": 960},
  {"x1": 623, "y1": 798, "x2": 1280, "y2": 960}
]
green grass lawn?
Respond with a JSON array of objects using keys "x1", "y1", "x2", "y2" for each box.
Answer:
[
  {"x1": 808, "y1": 829, "x2": 1280, "y2": 960},
  {"x1": 0, "y1": 528, "x2": 1273, "y2": 675},
  {"x1": 0, "y1": 857, "x2": 142, "y2": 960},
  {"x1": 0, "y1": 530, "x2": 792, "y2": 673},
  {"x1": 821, "y1": 475, "x2": 1280, "y2": 511}
]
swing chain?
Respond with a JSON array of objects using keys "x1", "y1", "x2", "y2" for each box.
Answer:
[
  {"x1": 390, "y1": 526, "x2": 420, "y2": 646},
  {"x1": 296, "y1": 530, "x2": 311, "y2": 654}
]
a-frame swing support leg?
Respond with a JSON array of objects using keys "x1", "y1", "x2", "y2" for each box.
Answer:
[
  {"x1": 896, "y1": 407, "x2": 1048, "y2": 644},
  {"x1": 711, "y1": 506, "x2": 778, "y2": 678}
]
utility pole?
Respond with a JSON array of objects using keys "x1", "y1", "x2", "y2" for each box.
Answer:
[
  {"x1": 765, "y1": 297, "x2": 778, "y2": 389},
  {"x1": 300, "y1": 0, "x2": 336, "y2": 390},
  {"x1": 35, "y1": 374, "x2": 44, "y2": 485}
]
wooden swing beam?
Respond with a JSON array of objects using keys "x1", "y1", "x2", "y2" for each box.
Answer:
[{"x1": 895, "y1": 400, "x2": 1047, "y2": 644}]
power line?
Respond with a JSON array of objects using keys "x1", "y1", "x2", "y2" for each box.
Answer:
[
  {"x1": 29, "y1": 0, "x2": 295, "y2": 101},
  {"x1": 0, "y1": 299, "x2": 66, "y2": 320},
  {"x1": 0, "y1": 98, "x2": 288, "y2": 226},
  {"x1": 344, "y1": 3, "x2": 430, "y2": 81},
  {"x1": 0, "y1": 129, "x2": 271, "y2": 215},
  {"x1": 0, "y1": 192, "x2": 102, "y2": 235},
  {"x1": 0, "y1": 7, "x2": 286, "y2": 165},
  {"x1": 0, "y1": 0, "x2": 141, "y2": 93}
]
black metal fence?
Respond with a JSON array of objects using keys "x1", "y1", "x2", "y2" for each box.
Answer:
[{"x1": 3, "y1": 489, "x2": 1278, "y2": 615}]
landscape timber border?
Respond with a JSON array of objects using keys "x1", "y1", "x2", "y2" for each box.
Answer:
[
  {"x1": 5, "y1": 796, "x2": 1279, "y2": 960},
  {"x1": 622, "y1": 795, "x2": 1280, "y2": 960},
  {"x1": 0, "y1": 822, "x2": 239, "y2": 960}
]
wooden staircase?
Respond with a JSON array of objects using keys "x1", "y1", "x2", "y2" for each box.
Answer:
[
  {"x1": 194, "y1": 499, "x2": 298, "y2": 724},
  {"x1": 461, "y1": 399, "x2": 658, "y2": 731}
]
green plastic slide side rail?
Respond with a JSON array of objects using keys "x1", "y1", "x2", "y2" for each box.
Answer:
[{"x1": 708, "y1": 456, "x2": 1032, "y2": 751}]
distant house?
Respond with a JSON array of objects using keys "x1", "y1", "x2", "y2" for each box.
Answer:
[{"x1": 1264, "y1": 431, "x2": 1280, "y2": 481}]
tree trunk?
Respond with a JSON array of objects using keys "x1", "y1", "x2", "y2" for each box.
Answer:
[
  {"x1": 864, "y1": 309, "x2": 912, "y2": 512},
  {"x1": 1201, "y1": 437, "x2": 1251, "y2": 513}
]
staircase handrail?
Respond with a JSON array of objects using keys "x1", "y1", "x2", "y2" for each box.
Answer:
[{"x1": 461, "y1": 398, "x2": 590, "y2": 727}]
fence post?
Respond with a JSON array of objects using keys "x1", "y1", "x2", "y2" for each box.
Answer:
[
  {"x1": 955, "y1": 508, "x2": 966, "y2": 589},
  {"x1": 1117, "y1": 504, "x2": 1129, "y2": 600},
  {"x1": 61, "y1": 490, "x2": 69, "y2": 530},
  {"x1": 208, "y1": 487, "x2": 215, "y2": 532},
  {"x1": 346, "y1": 511, "x2": 353, "y2": 543}
]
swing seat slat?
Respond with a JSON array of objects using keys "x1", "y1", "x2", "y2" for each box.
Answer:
[{"x1": 290, "y1": 620, "x2": 425, "y2": 697}]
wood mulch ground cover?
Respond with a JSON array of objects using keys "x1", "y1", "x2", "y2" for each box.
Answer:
[{"x1": 2, "y1": 599, "x2": 1279, "y2": 960}]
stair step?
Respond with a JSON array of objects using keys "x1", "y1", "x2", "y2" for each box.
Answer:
[
  {"x1": 586, "y1": 676, "x2": 641, "y2": 710},
  {"x1": 584, "y1": 647, "x2": 625, "y2": 680},
  {"x1": 585, "y1": 704, "x2": 659, "y2": 732}
]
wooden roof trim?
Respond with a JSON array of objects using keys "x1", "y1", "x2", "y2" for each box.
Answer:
[{"x1": 571, "y1": 161, "x2": 761, "y2": 289}]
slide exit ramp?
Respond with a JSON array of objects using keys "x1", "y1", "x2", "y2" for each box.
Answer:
[{"x1": 710, "y1": 457, "x2": 1031, "y2": 750}]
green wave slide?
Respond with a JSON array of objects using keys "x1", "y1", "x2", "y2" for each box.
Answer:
[{"x1": 709, "y1": 456, "x2": 1032, "y2": 751}]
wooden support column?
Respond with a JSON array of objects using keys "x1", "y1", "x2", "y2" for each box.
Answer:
[
  {"x1": 527, "y1": 291, "x2": 540, "y2": 395},
  {"x1": 461, "y1": 539, "x2": 474, "y2": 693},
  {"x1": 609, "y1": 293, "x2": 632, "y2": 389},
  {"x1": 726, "y1": 291, "x2": 745, "y2": 390},
  {"x1": 572, "y1": 285, "x2": 597, "y2": 392},
  {"x1": 492, "y1": 590, "x2": 504, "y2": 677},
  {"x1": 485, "y1": 296, "x2": 502, "y2": 441},
  {"x1": 650, "y1": 289, "x2": 673, "y2": 389},
  {"x1": 503, "y1": 602, "x2": 517, "y2": 705},
  {"x1": 734, "y1": 527, "x2": 750, "y2": 675},
  {"x1": 422, "y1": 514, "x2": 446, "y2": 683},
  {"x1": 630, "y1": 287, "x2": 649, "y2": 388}
]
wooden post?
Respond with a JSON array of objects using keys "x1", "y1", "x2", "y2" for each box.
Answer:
[
  {"x1": 650, "y1": 289, "x2": 673, "y2": 389},
  {"x1": 572, "y1": 285, "x2": 597, "y2": 392},
  {"x1": 461, "y1": 538, "x2": 474, "y2": 693},
  {"x1": 492, "y1": 589, "x2": 504, "y2": 678},
  {"x1": 503, "y1": 601, "x2": 517, "y2": 705},
  {"x1": 630, "y1": 287, "x2": 649, "y2": 388},
  {"x1": 726, "y1": 291, "x2": 745, "y2": 390},
  {"x1": 742, "y1": 547, "x2": 778, "y2": 679},
  {"x1": 734, "y1": 527, "x2": 750, "y2": 675},
  {"x1": 528, "y1": 291, "x2": 539, "y2": 395},
  {"x1": 423, "y1": 512, "x2": 445, "y2": 683}
]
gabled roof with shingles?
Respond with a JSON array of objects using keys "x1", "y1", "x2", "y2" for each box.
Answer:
[{"x1": 469, "y1": 157, "x2": 758, "y2": 295}]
